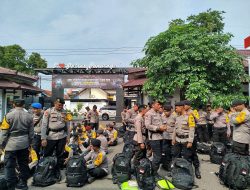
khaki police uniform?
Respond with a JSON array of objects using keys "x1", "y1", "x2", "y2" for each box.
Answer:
[
  {"x1": 161, "y1": 112, "x2": 177, "y2": 171},
  {"x1": 210, "y1": 111, "x2": 230, "y2": 144},
  {"x1": 230, "y1": 108, "x2": 250, "y2": 155},
  {"x1": 33, "y1": 112, "x2": 43, "y2": 158},
  {"x1": 124, "y1": 108, "x2": 138, "y2": 143},
  {"x1": 41, "y1": 106, "x2": 69, "y2": 176},
  {"x1": 133, "y1": 114, "x2": 147, "y2": 167},
  {"x1": 88, "y1": 110, "x2": 99, "y2": 130},
  {"x1": 145, "y1": 108, "x2": 164, "y2": 173},
  {"x1": 107, "y1": 128, "x2": 118, "y2": 146},
  {"x1": 0, "y1": 106, "x2": 34, "y2": 189},
  {"x1": 84, "y1": 149, "x2": 108, "y2": 179},
  {"x1": 197, "y1": 110, "x2": 209, "y2": 142}
]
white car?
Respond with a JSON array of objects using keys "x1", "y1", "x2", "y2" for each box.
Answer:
[{"x1": 99, "y1": 106, "x2": 116, "y2": 120}]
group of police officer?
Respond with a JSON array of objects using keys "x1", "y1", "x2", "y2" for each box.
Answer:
[{"x1": 122, "y1": 99, "x2": 250, "y2": 182}]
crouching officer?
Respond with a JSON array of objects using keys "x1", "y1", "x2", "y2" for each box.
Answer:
[
  {"x1": 0, "y1": 99, "x2": 34, "y2": 190},
  {"x1": 145, "y1": 100, "x2": 167, "y2": 177},
  {"x1": 41, "y1": 98, "x2": 70, "y2": 181},
  {"x1": 84, "y1": 139, "x2": 108, "y2": 183},
  {"x1": 172, "y1": 101, "x2": 201, "y2": 179},
  {"x1": 230, "y1": 100, "x2": 250, "y2": 155}
]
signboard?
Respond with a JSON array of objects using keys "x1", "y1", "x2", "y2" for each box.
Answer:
[{"x1": 52, "y1": 74, "x2": 124, "y2": 89}]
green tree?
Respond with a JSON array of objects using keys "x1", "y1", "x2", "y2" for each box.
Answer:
[
  {"x1": 27, "y1": 52, "x2": 47, "y2": 75},
  {"x1": 133, "y1": 9, "x2": 249, "y2": 107},
  {"x1": 0, "y1": 44, "x2": 47, "y2": 75},
  {"x1": 76, "y1": 102, "x2": 83, "y2": 112}
]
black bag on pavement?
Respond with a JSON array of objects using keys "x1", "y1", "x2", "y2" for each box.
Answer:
[
  {"x1": 219, "y1": 153, "x2": 250, "y2": 190},
  {"x1": 171, "y1": 158, "x2": 194, "y2": 190},
  {"x1": 135, "y1": 158, "x2": 155, "y2": 190},
  {"x1": 111, "y1": 153, "x2": 131, "y2": 185},
  {"x1": 32, "y1": 156, "x2": 57, "y2": 187},
  {"x1": 210, "y1": 142, "x2": 226, "y2": 164},
  {"x1": 66, "y1": 155, "x2": 87, "y2": 187},
  {"x1": 122, "y1": 143, "x2": 134, "y2": 161},
  {"x1": 197, "y1": 142, "x2": 211, "y2": 154}
]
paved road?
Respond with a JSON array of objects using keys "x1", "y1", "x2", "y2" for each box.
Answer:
[{"x1": 28, "y1": 120, "x2": 228, "y2": 190}]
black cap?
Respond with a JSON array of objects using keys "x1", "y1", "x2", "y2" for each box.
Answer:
[
  {"x1": 175, "y1": 101, "x2": 184, "y2": 106},
  {"x1": 91, "y1": 139, "x2": 101, "y2": 147},
  {"x1": 96, "y1": 129, "x2": 104, "y2": 134},
  {"x1": 106, "y1": 123, "x2": 114, "y2": 128},
  {"x1": 231, "y1": 99, "x2": 245, "y2": 107},
  {"x1": 13, "y1": 99, "x2": 25, "y2": 106},
  {"x1": 55, "y1": 98, "x2": 65, "y2": 104},
  {"x1": 183, "y1": 100, "x2": 191, "y2": 106}
]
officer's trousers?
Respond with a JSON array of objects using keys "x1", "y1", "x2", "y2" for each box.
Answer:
[
  {"x1": 90, "y1": 122, "x2": 99, "y2": 131},
  {"x1": 149, "y1": 140, "x2": 163, "y2": 174},
  {"x1": 88, "y1": 168, "x2": 108, "y2": 179},
  {"x1": 33, "y1": 134, "x2": 41, "y2": 159},
  {"x1": 172, "y1": 141, "x2": 199, "y2": 168},
  {"x1": 161, "y1": 139, "x2": 172, "y2": 171},
  {"x1": 232, "y1": 141, "x2": 249, "y2": 156},
  {"x1": 44, "y1": 137, "x2": 66, "y2": 171},
  {"x1": 213, "y1": 127, "x2": 227, "y2": 144},
  {"x1": 4, "y1": 148, "x2": 30, "y2": 187},
  {"x1": 196, "y1": 124, "x2": 209, "y2": 143}
]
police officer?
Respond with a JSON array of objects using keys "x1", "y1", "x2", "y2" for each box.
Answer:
[
  {"x1": 197, "y1": 105, "x2": 209, "y2": 143},
  {"x1": 183, "y1": 100, "x2": 201, "y2": 179},
  {"x1": 161, "y1": 105, "x2": 176, "y2": 171},
  {"x1": 133, "y1": 105, "x2": 148, "y2": 167},
  {"x1": 41, "y1": 98, "x2": 70, "y2": 181},
  {"x1": 210, "y1": 105, "x2": 231, "y2": 144},
  {"x1": 88, "y1": 105, "x2": 99, "y2": 131},
  {"x1": 230, "y1": 100, "x2": 250, "y2": 155},
  {"x1": 172, "y1": 101, "x2": 201, "y2": 179},
  {"x1": 145, "y1": 100, "x2": 167, "y2": 177},
  {"x1": 31, "y1": 102, "x2": 43, "y2": 159},
  {"x1": 0, "y1": 99, "x2": 34, "y2": 190},
  {"x1": 124, "y1": 103, "x2": 139, "y2": 143}
]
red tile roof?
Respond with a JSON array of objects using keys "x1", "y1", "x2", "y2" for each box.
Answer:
[
  {"x1": 127, "y1": 67, "x2": 147, "y2": 74},
  {"x1": 0, "y1": 79, "x2": 41, "y2": 92},
  {"x1": 122, "y1": 78, "x2": 147, "y2": 88},
  {"x1": 0, "y1": 67, "x2": 38, "y2": 81}
]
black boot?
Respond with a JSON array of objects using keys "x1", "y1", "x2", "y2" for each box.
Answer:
[
  {"x1": 16, "y1": 179, "x2": 28, "y2": 190},
  {"x1": 195, "y1": 167, "x2": 201, "y2": 179}
]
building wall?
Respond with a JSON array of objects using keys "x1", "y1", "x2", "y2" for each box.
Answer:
[{"x1": 0, "y1": 89, "x2": 3, "y2": 121}]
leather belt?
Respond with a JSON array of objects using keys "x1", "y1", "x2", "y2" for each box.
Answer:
[{"x1": 176, "y1": 134, "x2": 189, "y2": 139}]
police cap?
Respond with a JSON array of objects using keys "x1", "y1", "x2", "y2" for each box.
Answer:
[
  {"x1": 13, "y1": 99, "x2": 25, "y2": 106},
  {"x1": 231, "y1": 99, "x2": 245, "y2": 107},
  {"x1": 31, "y1": 103, "x2": 42, "y2": 109},
  {"x1": 55, "y1": 98, "x2": 65, "y2": 104},
  {"x1": 175, "y1": 101, "x2": 184, "y2": 106},
  {"x1": 96, "y1": 129, "x2": 104, "y2": 135}
]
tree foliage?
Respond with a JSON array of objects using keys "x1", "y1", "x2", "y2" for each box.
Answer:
[
  {"x1": 0, "y1": 44, "x2": 47, "y2": 75},
  {"x1": 133, "y1": 9, "x2": 249, "y2": 107}
]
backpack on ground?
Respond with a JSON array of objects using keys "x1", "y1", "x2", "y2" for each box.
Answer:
[
  {"x1": 219, "y1": 153, "x2": 250, "y2": 190},
  {"x1": 120, "y1": 180, "x2": 139, "y2": 190},
  {"x1": 66, "y1": 155, "x2": 87, "y2": 187},
  {"x1": 112, "y1": 153, "x2": 131, "y2": 185},
  {"x1": 210, "y1": 142, "x2": 226, "y2": 164},
  {"x1": 122, "y1": 143, "x2": 134, "y2": 161},
  {"x1": 135, "y1": 158, "x2": 155, "y2": 190},
  {"x1": 32, "y1": 156, "x2": 57, "y2": 187},
  {"x1": 171, "y1": 158, "x2": 194, "y2": 190},
  {"x1": 197, "y1": 142, "x2": 211, "y2": 154}
]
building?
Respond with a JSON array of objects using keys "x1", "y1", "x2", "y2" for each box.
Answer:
[{"x1": 0, "y1": 67, "x2": 41, "y2": 121}]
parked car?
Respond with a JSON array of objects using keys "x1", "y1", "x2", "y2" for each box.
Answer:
[{"x1": 99, "y1": 106, "x2": 116, "y2": 120}]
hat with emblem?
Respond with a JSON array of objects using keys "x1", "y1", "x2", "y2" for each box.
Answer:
[
  {"x1": 231, "y1": 99, "x2": 245, "y2": 107},
  {"x1": 55, "y1": 97, "x2": 65, "y2": 104}
]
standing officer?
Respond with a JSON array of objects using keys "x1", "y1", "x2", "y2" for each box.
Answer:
[
  {"x1": 145, "y1": 100, "x2": 167, "y2": 177},
  {"x1": 210, "y1": 106, "x2": 231, "y2": 144},
  {"x1": 31, "y1": 102, "x2": 43, "y2": 159},
  {"x1": 124, "y1": 103, "x2": 139, "y2": 143},
  {"x1": 182, "y1": 100, "x2": 201, "y2": 179},
  {"x1": 0, "y1": 99, "x2": 34, "y2": 190},
  {"x1": 197, "y1": 105, "x2": 209, "y2": 143},
  {"x1": 88, "y1": 105, "x2": 99, "y2": 131},
  {"x1": 133, "y1": 105, "x2": 148, "y2": 167},
  {"x1": 172, "y1": 101, "x2": 200, "y2": 178},
  {"x1": 230, "y1": 100, "x2": 250, "y2": 155},
  {"x1": 41, "y1": 98, "x2": 70, "y2": 181},
  {"x1": 161, "y1": 105, "x2": 176, "y2": 171}
]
